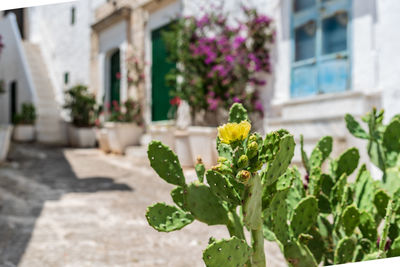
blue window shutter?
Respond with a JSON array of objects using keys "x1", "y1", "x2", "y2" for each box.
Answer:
[{"x1": 291, "y1": 0, "x2": 351, "y2": 98}]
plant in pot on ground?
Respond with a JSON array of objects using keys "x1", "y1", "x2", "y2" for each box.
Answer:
[
  {"x1": 12, "y1": 103, "x2": 36, "y2": 142},
  {"x1": 104, "y1": 99, "x2": 144, "y2": 154},
  {"x1": 145, "y1": 104, "x2": 400, "y2": 267},
  {"x1": 64, "y1": 84, "x2": 97, "y2": 148}
]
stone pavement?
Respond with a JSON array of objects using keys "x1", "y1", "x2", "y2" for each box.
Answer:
[{"x1": 0, "y1": 144, "x2": 286, "y2": 267}]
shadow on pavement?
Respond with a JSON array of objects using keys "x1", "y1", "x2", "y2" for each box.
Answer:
[{"x1": 0, "y1": 143, "x2": 133, "y2": 266}]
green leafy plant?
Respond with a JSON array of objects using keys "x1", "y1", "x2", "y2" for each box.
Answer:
[
  {"x1": 13, "y1": 103, "x2": 36, "y2": 125},
  {"x1": 63, "y1": 85, "x2": 96, "y2": 127},
  {"x1": 146, "y1": 104, "x2": 400, "y2": 266}
]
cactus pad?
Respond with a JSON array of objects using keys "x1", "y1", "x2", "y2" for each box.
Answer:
[
  {"x1": 388, "y1": 236, "x2": 400, "y2": 257},
  {"x1": 334, "y1": 237, "x2": 356, "y2": 264},
  {"x1": 171, "y1": 186, "x2": 185, "y2": 210},
  {"x1": 148, "y1": 141, "x2": 185, "y2": 186},
  {"x1": 265, "y1": 189, "x2": 290, "y2": 244},
  {"x1": 262, "y1": 134, "x2": 295, "y2": 185},
  {"x1": 206, "y1": 170, "x2": 241, "y2": 206},
  {"x1": 374, "y1": 189, "x2": 390, "y2": 218},
  {"x1": 283, "y1": 241, "x2": 318, "y2": 267},
  {"x1": 146, "y1": 203, "x2": 194, "y2": 232},
  {"x1": 309, "y1": 148, "x2": 323, "y2": 170},
  {"x1": 335, "y1": 147, "x2": 360, "y2": 178},
  {"x1": 345, "y1": 114, "x2": 369, "y2": 139},
  {"x1": 341, "y1": 205, "x2": 360, "y2": 236},
  {"x1": 203, "y1": 237, "x2": 251, "y2": 267},
  {"x1": 359, "y1": 211, "x2": 377, "y2": 242},
  {"x1": 315, "y1": 136, "x2": 333, "y2": 162},
  {"x1": 229, "y1": 103, "x2": 249, "y2": 123},
  {"x1": 354, "y1": 165, "x2": 375, "y2": 212},
  {"x1": 318, "y1": 194, "x2": 331, "y2": 214},
  {"x1": 185, "y1": 182, "x2": 229, "y2": 225},
  {"x1": 383, "y1": 119, "x2": 400, "y2": 153},
  {"x1": 291, "y1": 196, "x2": 318, "y2": 237},
  {"x1": 243, "y1": 174, "x2": 262, "y2": 230}
]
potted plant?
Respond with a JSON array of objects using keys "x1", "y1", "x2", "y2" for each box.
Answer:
[
  {"x1": 104, "y1": 99, "x2": 144, "y2": 154},
  {"x1": 12, "y1": 103, "x2": 36, "y2": 142},
  {"x1": 162, "y1": 7, "x2": 273, "y2": 167},
  {"x1": 64, "y1": 85, "x2": 97, "y2": 148}
]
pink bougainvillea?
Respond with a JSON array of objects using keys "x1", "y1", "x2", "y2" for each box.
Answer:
[{"x1": 163, "y1": 6, "x2": 275, "y2": 119}]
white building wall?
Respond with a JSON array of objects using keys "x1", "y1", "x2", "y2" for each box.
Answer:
[
  {"x1": 377, "y1": 0, "x2": 400, "y2": 122},
  {"x1": 0, "y1": 14, "x2": 35, "y2": 124},
  {"x1": 27, "y1": 0, "x2": 102, "y2": 107}
]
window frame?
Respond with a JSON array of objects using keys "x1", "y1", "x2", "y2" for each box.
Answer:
[{"x1": 290, "y1": 0, "x2": 352, "y2": 98}]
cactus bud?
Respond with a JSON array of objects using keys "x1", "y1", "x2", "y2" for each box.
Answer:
[
  {"x1": 217, "y1": 157, "x2": 228, "y2": 163},
  {"x1": 249, "y1": 134, "x2": 259, "y2": 143},
  {"x1": 237, "y1": 155, "x2": 249, "y2": 169},
  {"x1": 195, "y1": 157, "x2": 205, "y2": 182},
  {"x1": 212, "y1": 163, "x2": 233, "y2": 176},
  {"x1": 236, "y1": 170, "x2": 251, "y2": 184},
  {"x1": 247, "y1": 141, "x2": 258, "y2": 159}
]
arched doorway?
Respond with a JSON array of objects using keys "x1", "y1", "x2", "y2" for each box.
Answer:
[{"x1": 109, "y1": 49, "x2": 120, "y2": 106}]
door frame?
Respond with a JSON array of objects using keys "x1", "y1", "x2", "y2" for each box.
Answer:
[{"x1": 144, "y1": 0, "x2": 181, "y2": 125}]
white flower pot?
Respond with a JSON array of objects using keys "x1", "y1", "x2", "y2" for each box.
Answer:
[
  {"x1": 174, "y1": 130, "x2": 193, "y2": 167},
  {"x1": 95, "y1": 128, "x2": 111, "y2": 153},
  {"x1": 104, "y1": 122, "x2": 143, "y2": 154},
  {"x1": 13, "y1": 124, "x2": 35, "y2": 142},
  {"x1": 149, "y1": 123, "x2": 176, "y2": 150},
  {"x1": 0, "y1": 124, "x2": 13, "y2": 162},
  {"x1": 67, "y1": 125, "x2": 96, "y2": 148},
  {"x1": 187, "y1": 126, "x2": 218, "y2": 169}
]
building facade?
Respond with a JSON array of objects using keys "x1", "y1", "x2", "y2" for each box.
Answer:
[{"x1": 1, "y1": 0, "x2": 400, "y2": 167}]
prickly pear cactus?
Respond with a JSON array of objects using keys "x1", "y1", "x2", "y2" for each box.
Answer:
[{"x1": 145, "y1": 105, "x2": 400, "y2": 266}]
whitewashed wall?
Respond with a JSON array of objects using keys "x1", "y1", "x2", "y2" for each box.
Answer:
[
  {"x1": 0, "y1": 14, "x2": 35, "y2": 124},
  {"x1": 27, "y1": 0, "x2": 103, "y2": 107}
]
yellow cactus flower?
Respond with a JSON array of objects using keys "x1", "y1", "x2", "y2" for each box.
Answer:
[{"x1": 218, "y1": 121, "x2": 251, "y2": 144}]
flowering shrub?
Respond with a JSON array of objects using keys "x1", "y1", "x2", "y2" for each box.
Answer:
[
  {"x1": 163, "y1": 7, "x2": 274, "y2": 121},
  {"x1": 107, "y1": 99, "x2": 143, "y2": 126}
]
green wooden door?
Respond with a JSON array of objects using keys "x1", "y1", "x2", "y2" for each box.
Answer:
[
  {"x1": 110, "y1": 49, "x2": 120, "y2": 105},
  {"x1": 151, "y1": 24, "x2": 175, "y2": 121}
]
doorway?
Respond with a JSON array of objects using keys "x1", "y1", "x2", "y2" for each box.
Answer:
[
  {"x1": 109, "y1": 49, "x2": 120, "y2": 106},
  {"x1": 10, "y1": 81, "x2": 17, "y2": 123},
  {"x1": 151, "y1": 23, "x2": 176, "y2": 121}
]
